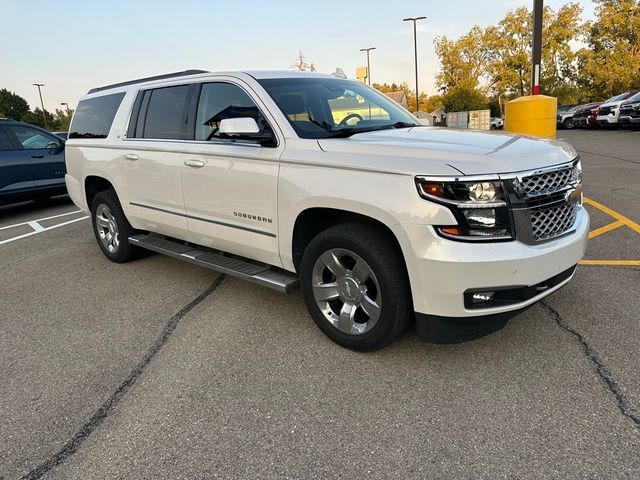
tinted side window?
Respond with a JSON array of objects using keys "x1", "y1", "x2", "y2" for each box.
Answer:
[
  {"x1": 69, "y1": 92, "x2": 125, "y2": 139},
  {"x1": 0, "y1": 127, "x2": 13, "y2": 151},
  {"x1": 195, "y1": 83, "x2": 268, "y2": 141},
  {"x1": 141, "y1": 85, "x2": 190, "y2": 139},
  {"x1": 10, "y1": 126, "x2": 60, "y2": 149}
]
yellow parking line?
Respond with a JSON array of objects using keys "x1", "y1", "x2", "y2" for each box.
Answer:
[
  {"x1": 583, "y1": 197, "x2": 640, "y2": 234},
  {"x1": 588, "y1": 220, "x2": 625, "y2": 239},
  {"x1": 579, "y1": 260, "x2": 640, "y2": 266}
]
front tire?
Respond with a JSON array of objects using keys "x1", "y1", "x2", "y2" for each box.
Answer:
[
  {"x1": 563, "y1": 118, "x2": 575, "y2": 130},
  {"x1": 91, "y1": 189, "x2": 141, "y2": 263},
  {"x1": 300, "y1": 224, "x2": 412, "y2": 351}
]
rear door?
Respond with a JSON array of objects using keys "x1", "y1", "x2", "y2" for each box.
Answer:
[
  {"x1": 7, "y1": 124, "x2": 65, "y2": 188},
  {"x1": 123, "y1": 84, "x2": 193, "y2": 239},
  {"x1": 0, "y1": 125, "x2": 35, "y2": 194}
]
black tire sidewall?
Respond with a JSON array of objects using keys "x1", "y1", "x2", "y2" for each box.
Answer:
[
  {"x1": 91, "y1": 190, "x2": 138, "y2": 263},
  {"x1": 300, "y1": 224, "x2": 412, "y2": 351}
]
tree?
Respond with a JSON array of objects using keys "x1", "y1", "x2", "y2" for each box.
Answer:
[
  {"x1": 434, "y1": 26, "x2": 493, "y2": 92},
  {"x1": 0, "y1": 88, "x2": 30, "y2": 120},
  {"x1": 21, "y1": 108, "x2": 62, "y2": 130},
  {"x1": 442, "y1": 87, "x2": 489, "y2": 113},
  {"x1": 291, "y1": 51, "x2": 316, "y2": 72},
  {"x1": 433, "y1": 4, "x2": 584, "y2": 104},
  {"x1": 578, "y1": 0, "x2": 640, "y2": 100}
]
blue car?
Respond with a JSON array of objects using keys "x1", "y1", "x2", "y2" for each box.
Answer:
[{"x1": 0, "y1": 119, "x2": 66, "y2": 205}]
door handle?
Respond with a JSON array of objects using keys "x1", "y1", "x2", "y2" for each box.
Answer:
[
  {"x1": 184, "y1": 159, "x2": 206, "y2": 168},
  {"x1": 124, "y1": 153, "x2": 138, "y2": 161},
  {"x1": 31, "y1": 155, "x2": 44, "y2": 159}
]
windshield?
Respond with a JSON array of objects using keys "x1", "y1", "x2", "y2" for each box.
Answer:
[
  {"x1": 258, "y1": 77, "x2": 419, "y2": 139},
  {"x1": 604, "y1": 92, "x2": 633, "y2": 103},
  {"x1": 624, "y1": 91, "x2": 640, "y2": 103}
]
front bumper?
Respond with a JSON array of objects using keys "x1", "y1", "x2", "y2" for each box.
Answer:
[
  {"x1": 597, "y1": 114, "x2": 618, "y2": 125},
  {"x1": 619, "y1": 116, "x2": 640, "y2": 125},
  {"x1": 393, "y1": 206, "x2": 589, "y2": 341}
]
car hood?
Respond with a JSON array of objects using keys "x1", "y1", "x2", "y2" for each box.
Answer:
[{"x1": 317, "y1": 127, "x2": 577, "y2": 176}]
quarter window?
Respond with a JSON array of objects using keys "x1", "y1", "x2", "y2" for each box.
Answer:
[
  {"x1": 195, "y1": 82, "x2": 270, "y2": 142},
  {"x1": 69, "y1": 92, "x2": 125, "y2": 139},
  {"x1": 140, "y1": 85, "x2": 190, "y2": 139},
  {"x1": 10, "y1": 126, "x2": 60, "y2": 150}
]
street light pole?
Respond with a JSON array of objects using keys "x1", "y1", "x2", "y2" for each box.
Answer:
[
  {"x1": 61, "y1": 102, "x2": 71, "y2": 115},
  {"x1": 531, "y1": 0, "x2": 543, "y2": 95},
  {"x1": 33, "y1": 83, "x2": 48, "y2": 129},
  {"x1": 403, "y1": 16, "x2": 426, "y2": 112},
  {"x1": 359, "y1": 47, "x2": 376, "y2": 86}
]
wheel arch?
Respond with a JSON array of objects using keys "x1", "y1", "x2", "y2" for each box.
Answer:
[
  {"x1": 291, "y1": 207, "x2": 409, "y2": 276},
  {"x1": 84, "y1": 175, "x2": 116, "y2": 210}
]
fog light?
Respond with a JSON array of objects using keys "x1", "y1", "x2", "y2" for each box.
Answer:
[
  {"x1": 463, "y1": 209, "x2": 496, "y2": 227},
  {"x1": 472, "y1": 292, "x2": 495, "y2": 304}
]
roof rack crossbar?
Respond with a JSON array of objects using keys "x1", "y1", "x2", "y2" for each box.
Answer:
[{"x1": 87, "y1": 69, "x2": 209, "y2": 94}]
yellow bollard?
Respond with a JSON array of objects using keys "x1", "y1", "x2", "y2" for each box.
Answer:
[{"x1": 504, "y1": 95, "x2": 557, "y2": 138}]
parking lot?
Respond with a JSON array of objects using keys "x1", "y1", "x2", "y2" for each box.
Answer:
[{"x1": 0, "y1": 129, "x2": 638, "y2": 479}]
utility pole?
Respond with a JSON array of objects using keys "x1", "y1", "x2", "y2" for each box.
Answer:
[
  {"x1": 403, "y1": 16, "x2": 426, "y2": 112},
  {"x1": 33, "y1": 83, "x2": 48, "y2": 129},
  {"x1": 531, "y1": 0, "x2": 543, "y2": 95},
  {"x1": 61, "y1": 102, "x2": 71, "y2": 116},
  {"x1": 359, "y1": 47, "x2": 376, "y2": 86}
]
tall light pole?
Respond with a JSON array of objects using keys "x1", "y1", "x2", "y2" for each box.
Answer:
[
  {"x1": 403, "y1": 16, "x2": 426, "y2": 112},
  {"x1": 359, "y1": 47, "x2": 376, "y2": 86},
  {"x1": 531, "y1": 0, "x2": 543, "y2": 95},
  {"x1": 33, "y1": 83, "x2": 48, "y2": 129}
]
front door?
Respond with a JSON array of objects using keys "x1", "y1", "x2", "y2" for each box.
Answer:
[
  {"x1": 7, "y1": 125, "x2": 65, "y2": 188},
  {"x1": 180, "y1": 81, "x2": 282, "y2": 266}
]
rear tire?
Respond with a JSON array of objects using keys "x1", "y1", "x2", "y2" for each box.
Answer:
[
  {"x1": 300, "y1": 223, "x2": 412, "y2": 351},
  {"x1": 91, "y1": 189, "x2": 142, "y2": 263}
]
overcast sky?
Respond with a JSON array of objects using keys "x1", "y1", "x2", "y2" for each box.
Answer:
[{"x1": 0, "y1": 0, "x2": 595, "y2": 112}]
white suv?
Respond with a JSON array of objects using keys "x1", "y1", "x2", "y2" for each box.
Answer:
[
  {"x1": 65, "y1": 70, "x2": 589, "y2": 351},
  {"x1": 596, "y1": 91, "x2": 639, "y2": 127}
]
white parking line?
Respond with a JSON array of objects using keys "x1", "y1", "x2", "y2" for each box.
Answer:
[
  {"x1": 0, "y1": 215, "x2": 89, "y2": 245},
  {"x1": 0, "y1": 209, "x2": 83, "y2": 231}
]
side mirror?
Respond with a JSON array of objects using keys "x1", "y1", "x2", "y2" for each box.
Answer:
[{"x1": 219, "y1": 117, "x2": 276, "y2": 146}]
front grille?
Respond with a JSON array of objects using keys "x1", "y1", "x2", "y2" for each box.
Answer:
[
  {"x1": 531, "y1": 202, "x2": 578, "y2": 241},
  {"x1": 598, "y1": 106, "x2": 611, "y2": 115},
  {"x1": 521, "y1": 164, "x2": 579, "y2": 196}
]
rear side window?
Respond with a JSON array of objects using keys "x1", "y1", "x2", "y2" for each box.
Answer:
[
  {"x1": 69, "y1": 92, "x2": 125, "y2": 139},
  {"x1": 133, "y1": 85, "x2": 190, "y2": 140}
]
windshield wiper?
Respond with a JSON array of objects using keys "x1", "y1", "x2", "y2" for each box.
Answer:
[{"x1": 322, "y1": 122, "x2": 420, "y2": 139}]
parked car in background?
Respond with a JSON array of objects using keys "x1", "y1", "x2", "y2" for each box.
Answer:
[
  {"x1": 0, "y1": 119, "x2": 66, "y2": 205},
  {"x1": 53, "y1": 131, "x2": 68, "y2": 140},
  {"x1": 490, "y1": 117, "x2": 503, "y2": 130},
  {"x1": 618, "y1": 91, "x2": 640, "y2": 127},
  {"x1": 557, "y1": 105, "x2": 580, "y2": 130},
  {"x1": 573, "y1": 102, "x2": 603, "y2": 128},
  {"x1": 596, "y1": 91, "x2": 639, "y2": 128}
]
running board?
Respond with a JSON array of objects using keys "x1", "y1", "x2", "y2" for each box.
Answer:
[{"x1": 128, "y1": 234, "x2": 299, "y2": 293}]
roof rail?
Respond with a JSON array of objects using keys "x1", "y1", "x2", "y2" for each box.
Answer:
[{"x1": 87, "y1": 69, "x2": 209, "y2": 94}]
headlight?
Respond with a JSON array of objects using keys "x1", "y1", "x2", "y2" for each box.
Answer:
[{"x1": 416, "y1": 178, "x2": 513, "y2": 241}]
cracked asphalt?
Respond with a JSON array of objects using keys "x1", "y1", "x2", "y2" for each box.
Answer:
[{"x1": 1, "y1": 129, "x2": 639, "y2": 479}]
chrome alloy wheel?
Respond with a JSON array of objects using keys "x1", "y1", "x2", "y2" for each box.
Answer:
[
  {"x1": 95, "y1": 204, "x2": 120, "y2": 254},
  {"x1": 311, "y1": 248, "x2": 382, "y2": 335}
]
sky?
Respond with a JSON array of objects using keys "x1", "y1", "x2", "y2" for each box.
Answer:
[{"x1": 0, "y1": 0, "x2": 596, "y2": 113}]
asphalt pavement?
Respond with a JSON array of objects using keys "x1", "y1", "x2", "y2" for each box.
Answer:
[{"x1": 0, "y1": 129, "x2": 638, "y2": 479}]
